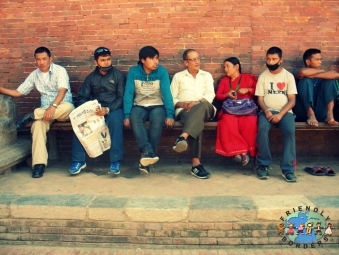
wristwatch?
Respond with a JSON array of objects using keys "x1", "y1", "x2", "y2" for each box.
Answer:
[{"x1": 51, "y1": 103, "x2": 58, "y2": 108}]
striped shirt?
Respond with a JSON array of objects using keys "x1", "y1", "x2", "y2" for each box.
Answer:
[{"x1": 17, "y1": 62, "x2": 73, "y2": 108}]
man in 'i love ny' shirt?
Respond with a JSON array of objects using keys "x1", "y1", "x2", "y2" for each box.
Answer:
[{"x1": 255, "y1": 46, "x2": 298, "y2": 183}]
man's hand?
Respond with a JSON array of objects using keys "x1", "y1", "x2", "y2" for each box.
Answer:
[
  {"x1": 96, "y1": 106, "x2": 108, "y2": 116},
  {"x1": 165, "y1": 118, "x2": 174, "y2": 128},
  {"x1": 124, "y1": 118, "x2": 131, "y2": 128},
  {"x1": 267, "y1": 113, "x2": 283, "y2": 124},
  {"x1": 43, "y1": 106, "x2": 56, "y2": 121}
]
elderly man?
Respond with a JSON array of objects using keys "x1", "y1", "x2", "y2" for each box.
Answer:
[{"x1": 170, "y1": 49, "x2": 216, "y2": 179}]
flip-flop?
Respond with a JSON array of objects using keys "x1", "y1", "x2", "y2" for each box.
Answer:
[
  {"x1": 304, "y1": 166, "x2": 326, "y2": 176},
  {"x1": 322, "y1": 166, "x2": 336, "y2": 176}
]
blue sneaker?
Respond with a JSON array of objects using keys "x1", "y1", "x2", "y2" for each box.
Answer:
[
  {"x1": 109, "y1": 160, "x2": 121, "y2": 174},
  {"x1": 69, "y1": 162, "x2": 86, "y2": 175}
]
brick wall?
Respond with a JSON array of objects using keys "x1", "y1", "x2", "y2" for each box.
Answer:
[
  {"x1": 0, "y1": 218, "x2": 338, "y2": 247},
  {"x1": 1, "y1": 0, "x2": 338, "y2": 116}
]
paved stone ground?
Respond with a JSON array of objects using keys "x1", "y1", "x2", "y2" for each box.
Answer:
[
  {"x1": 1, "y1": 156, "x2": 339, "y2": 197},
  {"x1": 0, "y1": 245, "x2": 339, "y2": 255}
]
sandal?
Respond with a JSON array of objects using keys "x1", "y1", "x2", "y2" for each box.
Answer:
[
  {"x1": 322, "y1": 166, "x2": 336, "y2": 176},
  {"x1": 304, "y1": 166, "x2": 325, "y2": 176},
  {"x1": 241, "y1": 154, "x2": 250, "y2": 166},
  {"x1": 234, "y1": 154, "x2": 242, "y2": 163}
]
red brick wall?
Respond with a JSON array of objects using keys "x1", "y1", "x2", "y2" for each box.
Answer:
[{"x1": 1, "y1": 0, "x2": 338, "y2": 116}]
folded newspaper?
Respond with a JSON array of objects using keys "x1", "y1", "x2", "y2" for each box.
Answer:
[{"x1": 70, "y1": 100, "x2": 111, "y2": 158}]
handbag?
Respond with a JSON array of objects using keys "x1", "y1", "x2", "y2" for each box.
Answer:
[
  {"x1": 222, "y1": 98, "x2": 258, "y2": 116},
  {"x1": 221, "y1": 75, "x2": 257, "y2": 116}
]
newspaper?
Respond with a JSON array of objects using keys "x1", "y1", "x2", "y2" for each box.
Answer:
[{"x1": 70, "y1": 100, "x2": 111, "y2": 158}]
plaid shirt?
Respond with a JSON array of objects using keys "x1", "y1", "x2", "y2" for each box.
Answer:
[{"x1": 17, "y1": 62, "x2": 73, "y2": 108}]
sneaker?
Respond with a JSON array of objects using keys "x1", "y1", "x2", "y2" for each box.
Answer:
[
  {"x1": 109, "y1": 160, "x2": 121, "y2": 175},
  {"x1": 139, "y1": 163, "x2": 149, "y2": 174},
  {"x1": 191, "y1": 164, "x2": 211, "y2": 179},
  {"x1": 15, "y1": 113, "x2": 34, "y2": 129},
  {"x1": 257, "y1": 165, "x2": 269, "y2": 179},
  {"x1": 282, "y1": 172, "x2": 297, "y2": 182},
  {"x1": 173, "y1": 136, "x2": 188, "y2": 153},
  {"x1": 140, "y1": 152, "x2": 159, "y2": 166},
  {"x1": 69, "y1": 162, "x2": 86, "y2": 175}
]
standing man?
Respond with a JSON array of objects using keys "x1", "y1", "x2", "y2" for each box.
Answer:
[
  {"x1": 170, "y1": 49, "x2": 215, "y2": 179},
  {"x1": 0, "y1": 46, "x2": 74, "y2": 178},
  {"x1": 293, "y1": 48, "x2": 339, "y2": 126},
  {"x1": 69, "y1": 47, "x2": 125, "y2": 175},
  {"x1": 255, "y1": 46, "x2": 298, "y2": 182},
  {"x1": 123, "y1": 46, "x2": 174, "y2": 174}
]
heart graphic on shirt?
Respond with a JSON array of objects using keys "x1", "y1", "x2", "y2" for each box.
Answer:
[{"x1": 277, "y1": 82, "x2": 285, "y2": 90}]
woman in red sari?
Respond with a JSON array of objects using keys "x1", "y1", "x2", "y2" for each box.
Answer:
[{"x1": 215, "y1": 57, "x2": 258, "y2": 166}]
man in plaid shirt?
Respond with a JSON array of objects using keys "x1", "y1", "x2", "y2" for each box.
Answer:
[{"x1": 0, "y1": 46, "x2": 74, "y2": 178}]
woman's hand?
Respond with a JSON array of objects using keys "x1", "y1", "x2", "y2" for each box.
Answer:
[
  {"x1": 238, "y1": 88, "x2": 249, "y2": 95},
  {"x1": 227, "y1": 91, "x2": 237, "y2": 100}
]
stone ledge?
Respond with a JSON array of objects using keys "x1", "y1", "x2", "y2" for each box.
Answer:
[
  {"x1": 0, "y1": 138, "x2": 31, "y2": 175},
  {"x1": 2, "y1": 194, "x2": 339, "y2": 223}
]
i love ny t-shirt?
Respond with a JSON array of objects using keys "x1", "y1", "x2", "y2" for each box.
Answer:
[{"x1": 255, "y1": 68, "x2": 297, "y2": 113}]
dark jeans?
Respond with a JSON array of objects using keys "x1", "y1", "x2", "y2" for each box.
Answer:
[
  {"x1": 129, "y1": 105, "x2": 166, "y2": 154},
  {"x1": 256, "y1": 111, "x2": 296, "y2": 174},
  {"x1": 293, "y1": 78, "x2": 338, "y2": 122},
  {"x1": 72, "y1": 108, "x2": 124, "y2": 163}
]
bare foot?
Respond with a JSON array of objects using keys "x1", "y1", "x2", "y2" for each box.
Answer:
[
  {"x1": 307, "y1": 115, "x2": 318, "y2": 126},
  {"x1": 325, "y1": 114, "x2": 338, "y2": 125}
]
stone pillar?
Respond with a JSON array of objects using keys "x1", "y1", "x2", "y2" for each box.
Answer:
[{"x1": 0, "y1": 94, "x2": 17, "y2": 147}]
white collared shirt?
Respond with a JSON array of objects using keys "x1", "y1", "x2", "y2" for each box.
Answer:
[
  {"x1": 17, "y1": 62, "x2": 73, "y2": 108},
  {"x1": 170, "y1": 69, "x2": 216, "y2": 116}
]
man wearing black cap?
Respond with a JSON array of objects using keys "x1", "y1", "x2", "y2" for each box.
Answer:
[{"x1": 68, "y1": 47, "x2": 126, "y2": 175}]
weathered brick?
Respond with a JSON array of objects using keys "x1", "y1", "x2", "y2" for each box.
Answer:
[{"x1": 188, "y1": 223, "x2": 215, "y2": 230}]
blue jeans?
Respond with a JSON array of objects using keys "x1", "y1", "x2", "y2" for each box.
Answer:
[
  {"x1": 256, "y1": 111, "x2": 296, "y2": 174},
  {"x1": 72, "y1": 108, "x2": 124, "y2": 163},
  {"x1": 293, "y1": 78, "x2": 338, "y2": 122},
  {"x1": 129, "y1": 105, "x2": 166, "y2": 154}
]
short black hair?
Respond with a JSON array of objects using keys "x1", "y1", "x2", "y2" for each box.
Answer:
[
  {"x1": 266, "y1": 46, "x2": 282, "y2": 58},
  {"x1": 34, "y1": 47, "x2": 51, "y2": 58},
  {"x1": 303, "y1": 48, "x2": 321, "y2": 66},
  {"x1": 183, "y1": 49, "x2": 197, "y2": 61},
  {"x1": 224, "y1": 57, "x2": 242, "y2": 74},
  {"x1": 94, "y1": 47, "x2": 111, "y2": 61},
  {"x1": 138, "y1": 46, "x2": 159, "y2": 64}
]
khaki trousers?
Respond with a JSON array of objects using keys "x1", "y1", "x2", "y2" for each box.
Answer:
[
  {"x1": 177, "y1": 102, "x2": 214, "y2": 159},
  {"x1": 31, "y1": 102, "x2": 74, "y2": 167}
]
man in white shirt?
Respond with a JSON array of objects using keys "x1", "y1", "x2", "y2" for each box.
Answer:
[
  {"x1": 170, "y1": 49, "x2": 215, "y2": 179},
  {"x1": 0, "y1": 47, "x2": 74, "y2": 178}
]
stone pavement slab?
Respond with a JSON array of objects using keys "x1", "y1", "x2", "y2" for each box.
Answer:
[{"x1": 0, "y1": 245, "x2": 339, "y2": 255}]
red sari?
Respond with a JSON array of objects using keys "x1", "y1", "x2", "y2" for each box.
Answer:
[{"x1": 215, "y1": 74, "x2": 258, "y2": 157}]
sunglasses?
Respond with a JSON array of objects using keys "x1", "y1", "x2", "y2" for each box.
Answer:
[{"x1": 95, "y1": 48, "x2": 109, "y2": 55}]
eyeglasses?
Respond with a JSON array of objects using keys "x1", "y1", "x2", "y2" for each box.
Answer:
[
  {"x1": 185, "y1": 57, "x2": 200, "y2": 62},
  {"x1": 94, "y1": 48, "x2": 109, "y2": 55}
]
